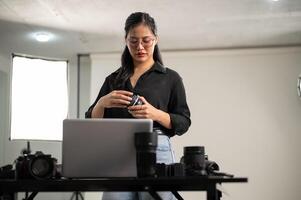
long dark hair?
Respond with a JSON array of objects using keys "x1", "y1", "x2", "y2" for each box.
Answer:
[{"x1": 114, "y1": 12, "x2": 163, "y2": 89}]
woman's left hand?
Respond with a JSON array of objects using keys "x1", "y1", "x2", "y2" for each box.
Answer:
[{"x1": 128, "y1": 96, "x2": 159, "y2": 120}]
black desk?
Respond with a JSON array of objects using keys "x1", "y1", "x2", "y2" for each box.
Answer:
[{"x1": 0, "y1": 176, "x2": 247, "y2": 200}]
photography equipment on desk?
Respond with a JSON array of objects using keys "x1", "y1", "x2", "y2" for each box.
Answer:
[
  {"x1": 135, "y1": 131, "x2": 158, "y2": 177},
  {"x1": 14, "y1": 141, "x2": 60, "y2": 180},
  {"x1": 134, "y1": 132, "x2": 233, "y2": 178},
  {"x1": 180, "y1": 146, "x2": 207, "y2": 176},
  {"x1": 0, "y1": 164, "x2": 14, "y2": 179},
  {"x1": 15, "y1": 151, "x2": 59, "y2": 180},
  {"x1": 155, "y1": 163, "x2": 185, "y2": 177},
  {"x1": 0, "y1": 142, "x2": 60, "y2": 182}
]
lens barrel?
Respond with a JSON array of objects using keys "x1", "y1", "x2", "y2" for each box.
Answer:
[
  {"x1": 135, "y1": 132, "x2": 157, "y2": 177},
  {"x1": 181, "y1": 146, "x2": 206, "y2": 176},
  {"x1": 128, "y1": 95, "x2": 143, "y2": 107}
]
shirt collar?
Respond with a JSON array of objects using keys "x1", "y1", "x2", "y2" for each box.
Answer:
[{"x1": 149, "y1": 61, "x2": 166, "y2": 74}]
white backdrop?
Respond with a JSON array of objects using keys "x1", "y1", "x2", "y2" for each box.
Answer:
[{"x1": 90, "y1": 47, "x2": 301, "y2": 200}]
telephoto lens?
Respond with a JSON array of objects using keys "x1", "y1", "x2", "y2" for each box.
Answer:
[
  {"x1": 181, "y1": 146, "x2": 206, "y2": 176},
  {"x1": 134, "y1": 132, "x2": 158, "y2": 177}
]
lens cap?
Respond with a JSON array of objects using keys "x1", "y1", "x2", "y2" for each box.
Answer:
[{"x1": 184, "y1": 146, "x2": 205, "y2": 155}]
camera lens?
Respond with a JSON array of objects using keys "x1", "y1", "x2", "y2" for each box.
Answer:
[
  {"x1": 31, "y1": 158, "x2": 52, "y2": 178},
  {"x1": 129, "y1": 95, "x2": 143, "y2": 107},
  {"x1": 135, "y1": 132, "x2": 157, "y2": 177},
  {"x1": 181, "y1": 146, "x2": 206, "y2": 176}
]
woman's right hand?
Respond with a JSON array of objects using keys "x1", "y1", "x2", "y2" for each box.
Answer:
[{"x1": 97, "y1": 90, "x2": 133, "y2": 108}]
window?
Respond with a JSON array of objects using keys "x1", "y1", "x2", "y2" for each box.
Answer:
[{"x1": 10, "y1": 55, "x2": 68, "y2": 141}]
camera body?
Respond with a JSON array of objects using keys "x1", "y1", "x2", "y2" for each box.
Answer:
[{"x1": 15, "y1": 151, "x2": 58, "y2": 180}]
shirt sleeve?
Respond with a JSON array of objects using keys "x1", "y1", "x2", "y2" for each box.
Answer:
[
  {"x1": 85, "y1": 77, "x2": 111, "y2": 118},
  {"x1": 168, "y1": 74, "x2": 191, "y2": 136}
]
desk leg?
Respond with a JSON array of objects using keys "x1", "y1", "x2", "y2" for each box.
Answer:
[
  {"x1": 148, "y1": 190, "x2": 163, "y2": 200},
  {"x1": 171, "y1": 191, "x2": 184, "y2": 200},
  {"x1": 207, "y1": 183, "x2": 220, "y2": 200},
  {"x1": 24, "y1": 192, "x2": 38, "y2": 200}
]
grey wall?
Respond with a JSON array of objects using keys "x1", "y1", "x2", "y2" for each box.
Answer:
[
  {"x1": 79, "y1": 55, "x2": 91, "y2": 119},
  {"x1": 0, "y1": 50, "x2": 11, "y2": 167},
  {"x1": 0, "y1": 58, "x2": 9, "y2": 166},
  {"x1": 163, "y1": 47, "x2": 301, "y2": 200},
  {"x1": 90, "y1": 47, "x2": 301, "y2": 200}
]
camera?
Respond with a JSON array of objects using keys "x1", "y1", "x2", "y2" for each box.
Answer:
[
  {"x1": 15, "y1": 151, "x2": 59, "y2": 180},
  {"x1": 128, "y1": 94, "x2": 143, "y2": 107}
]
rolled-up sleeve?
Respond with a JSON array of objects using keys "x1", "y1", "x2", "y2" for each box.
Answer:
[{"x1": 168, "y1": 75, "x2": 191, "y2": 136}]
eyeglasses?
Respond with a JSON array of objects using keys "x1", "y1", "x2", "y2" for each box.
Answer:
[{"x1": 127, "y1": 37, "x2": 155, "y2": 48}]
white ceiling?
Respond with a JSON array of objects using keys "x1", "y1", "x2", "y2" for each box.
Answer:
[{"x1": 0, "y1": 0, "x2": 301, "y2": 56}]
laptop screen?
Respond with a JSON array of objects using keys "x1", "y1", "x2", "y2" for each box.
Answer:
[{"x1": 62, "y1": 118, "x2": 153, "y2": 178}]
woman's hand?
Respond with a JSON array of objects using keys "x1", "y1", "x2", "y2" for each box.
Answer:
[
  {"x1": 92, "y1": 90, "x2": 132, "y2": 118},
  {"x1": 127, "y1": 96, "x2": 159, "y2": 120},
  {"x1": 128, "y1": 96, "x2": 172, "y2": 129},
  {"x1": 98, "y1": 90, "x2": 133, "y2": 108}
]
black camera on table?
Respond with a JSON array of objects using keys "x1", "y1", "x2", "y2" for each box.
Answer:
[
  {"x1": 180, "y1": 146, "x2": 219, "y2": 176},
  {"x1": 15, "y1": 151, "x2": 59, "y2": 180}
]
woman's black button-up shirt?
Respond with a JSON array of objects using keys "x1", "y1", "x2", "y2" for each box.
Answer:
[{"x1": 85, "y1": 62, "x2": 191, "y2": 137}]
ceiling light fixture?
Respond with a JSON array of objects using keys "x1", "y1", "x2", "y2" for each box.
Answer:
[{"x1": 34, "y1": 32, "x2": 52, "y2": 42}]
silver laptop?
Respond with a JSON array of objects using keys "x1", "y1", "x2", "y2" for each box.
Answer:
[{"x1": 62, "y1": 118, "x2": 153, "y2": 178}]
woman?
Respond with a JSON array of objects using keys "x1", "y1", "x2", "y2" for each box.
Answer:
[{"x1": 85, "y1": 12, "x2": 191, "y2": 200}]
